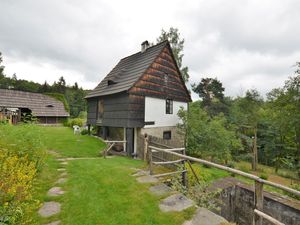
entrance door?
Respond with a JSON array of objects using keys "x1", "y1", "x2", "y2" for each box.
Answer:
[{"x1": 126, "y1": 128, "x2": 134, "y2": 157}]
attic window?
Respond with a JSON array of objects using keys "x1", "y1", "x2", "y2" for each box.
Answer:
[
  {"x1": 46, "y1": 104, "x2": 54, "y2": 107},
  {"x1": 108, "y1": 80, "x2": 117, "y2": 85}
]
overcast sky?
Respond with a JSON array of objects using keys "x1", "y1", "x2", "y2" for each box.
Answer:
[{"x1": 0, "y1": 0, "x2": 299, "y2": 100}]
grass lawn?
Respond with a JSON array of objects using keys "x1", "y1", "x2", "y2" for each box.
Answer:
[
  {"x1": 34, "y1": 127, "x2": 194, "y2": 225},
  {"x1": 40, "y1": 126, "x2": 106, "y2": 158}
]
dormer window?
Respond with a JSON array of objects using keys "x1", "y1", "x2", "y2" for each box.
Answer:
[
  {"x1": 46, "y1": 104, "x2": 54, "y2": 107},
  {"x1": 108, "y1": 80, "x2": 117, "y2": 85}
]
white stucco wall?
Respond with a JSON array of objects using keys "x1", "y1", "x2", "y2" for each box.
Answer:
[{"x1": 144, "y1": 96, "x2": 187, "y2": 128}]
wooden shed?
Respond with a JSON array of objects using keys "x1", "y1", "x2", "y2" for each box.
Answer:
[{"x1": 0, "y1": 89, "x2": 69, "y2": 124}]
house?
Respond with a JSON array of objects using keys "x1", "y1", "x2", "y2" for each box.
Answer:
[
  {"x1": 0, "y1": 89, "x2": 69, "y2": 124},
  {"x1": 86, "y1": 40, "x2": 191, "y2": 157}
]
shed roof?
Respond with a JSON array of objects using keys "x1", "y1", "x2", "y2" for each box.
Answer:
[
  {"x1": 86, "y1": 40, "x2": 169, "y2": 98},
  {"x1": 0, "y1": 89, "x2": 69, "y2": 117}
]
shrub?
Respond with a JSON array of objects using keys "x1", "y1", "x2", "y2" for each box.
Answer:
[
  {"x1": 0, "y1": 150, "x2": 38, "y2": 225},
  {"x1": 64, "y1": 118, "x2": 84, "y2": 128},
  {"x1": 0, "y1": 124, "x2": 46, "y2": 224},
  {"x1": 81, "y1": 129, "x2": 89, "y2": 135}
]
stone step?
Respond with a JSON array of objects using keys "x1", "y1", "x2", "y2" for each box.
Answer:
[
  {"x1": 38, "y1": 201, "x2": 61, "y2": 218},
  {"x1": 47, "y1": 187, "x2": 65, "y2": 196},
  {"x1": 149, "y1": 183, "x2": 173, "y2": 196},
  {"x1": 136, "y1": 175, "x2": 159, "y2": 183},
  {"x1": 159, "y1": 193, "x2": 194, "y2": 212},
  {"x1": 183, "y1": 207, "x2": 228, "y2": 225}
]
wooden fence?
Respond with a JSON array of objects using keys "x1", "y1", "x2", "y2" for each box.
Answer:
[{"x1": 148, "y1": 145, "x2": 300, "y2": 225}]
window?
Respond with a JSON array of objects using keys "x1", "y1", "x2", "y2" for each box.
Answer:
[
  {"x1": 163, "y1": 131, "x2": 171, "y2": 140},
  {"x1": 166, "y1": 99, "x2": 173, "y2": 114}
]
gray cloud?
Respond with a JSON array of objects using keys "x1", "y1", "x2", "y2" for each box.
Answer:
[{"x1": 0, "y1": 0, "x2": 299, "y2": 97}]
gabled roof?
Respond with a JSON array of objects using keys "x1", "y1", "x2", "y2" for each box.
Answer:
[
  {"x1": 0, "y1": 89, "x2": 69, "y2": 117},
  {"x1": 86, "y1": 41, "x2": 169, "y2": 98}
]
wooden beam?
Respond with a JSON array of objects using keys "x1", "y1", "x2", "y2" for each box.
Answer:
[
  {"x1": 153, "y1": 170, "x2": 187, "y2": 178},
  {"x1": 254, "y1": 209, "x2": 285, "y2": 225},
  {"x1": 152, "y1": 159, "x2": 185, "y2": 165},
  {"x1": 148, "y1": 145, "x2": 300, "y2": 196},
  {"x1": 186, "y1": 160, "x2": 201, "y2": 185}
]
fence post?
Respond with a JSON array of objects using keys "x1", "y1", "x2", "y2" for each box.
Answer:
[
  {"x1": 149, "y1": 146, "x2": 153, "y2": 175},
  {"x1": 253, "y1": 180, "x2": 263, "y2": 225},
  {"x1": 181, "y1": 149, "x2": 188, "y2": 187},
  {"x1": 144, "y1": 134, "x2": 149, "y2": 161}
]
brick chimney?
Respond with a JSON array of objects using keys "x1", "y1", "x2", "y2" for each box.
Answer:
[{"x1": 141, "y1": 40, "x2": 150, "y2": 52}]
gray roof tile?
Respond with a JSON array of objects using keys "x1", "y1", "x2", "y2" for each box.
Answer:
[
  {"x1": 0, "y1": 89, "x2": 69, "y2": 117},
  {"x1": 86, "y1": 41, "x2": 168, "y2": 98}
]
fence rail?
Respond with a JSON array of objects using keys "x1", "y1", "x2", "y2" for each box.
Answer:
[
  {"x1": 103, "y1": 140, "x2": 126, "y2": 158},
  {"x1": 148, "y1": 145, "x2": 300, "y2": 225}
]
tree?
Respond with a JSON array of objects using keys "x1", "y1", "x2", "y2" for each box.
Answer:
[
  {"x1": 0, "y1": 52, "x2": 4, "y2": 79},
  {"x1": 266, "y1": 73, "x2": 300, "y2": 176},
  {"x1": 230, "y1": 89, "x2": 263, "y2": 170},
  {"x1": 178, "y1": 102, "x2": 241, "y2": 164},
  {"x1": 192, "y1": 78, "x2": 228, "y2": 117},
  {"x1": 157, "y1": 27, "x2": 189, "y2": 83}
]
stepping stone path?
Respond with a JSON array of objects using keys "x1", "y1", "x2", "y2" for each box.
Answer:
[
  {"x1": 44, "y1": 220, "x2": 61, "y2": 225},
  {"x1": 149, "y1": 184, "x2": 172, "y2": 196},
  {"x1": 136, "y1": 175, "x2": 159, "y2": 183},
  {"x1": 38, "y1": 157, "x2": 69, "y2": 224},
  {"x1": 159, "y1": 193, "x2": 194, "y2": 212},
  {"x1": 38, "y1": 201, "x2": 61, "y2": 217},
  {"x1": 183, "y1": 208, "x2": 228, "y2": 225},
  {"x1": 47, "y1": 187, "x2": 65, "y2": 196},
  {"x1": 60, "y1": 172, "x2": 68, "y2": 177},
  {"x1": 55, "y1": 178, "x2": 67, "y2": 184}
]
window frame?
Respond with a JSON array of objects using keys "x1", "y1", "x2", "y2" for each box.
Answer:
[
  {"x1": 163, "y1": 131, "x2": 172, "y2": 140},
  {"x1": 166, "y1": 99, "x2": 173, "y2": 114}
]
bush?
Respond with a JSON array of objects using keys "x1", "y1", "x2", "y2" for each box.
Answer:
[
  {"x1": 0, "y1": 151, "x2": 38, "y2": 225},
  {"x1": 0, "y1": 124, "x2": 46, "y2": 224},
  {"x1": 64, "y1": 118, "x2": 84, "y2": 128},
  {"x1": 81, "y1": 129, "x2": 89, "y2": 135}
]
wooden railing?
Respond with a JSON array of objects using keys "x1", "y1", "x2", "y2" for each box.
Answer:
[
  {"x1": 148, "y1": 145, "x2": 300, "y2": 225},
  {"x1": 103, "y1": 140, "x2": 126, "y2": 158}
]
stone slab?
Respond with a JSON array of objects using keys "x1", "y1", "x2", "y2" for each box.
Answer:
[
  {"x1": 183, "y1": 208, "x2": 228, "y2": 225},
  {"x1": 136, "y1": 175, "x2": 159, "y2": 183},
  {"x1": 159, "y1": 194, "x2": 194, "y2": 212},
  {"x1": 57, "y1": 158, "x2": 66, "y2": 162},
  {"x1": 57, "y1": 168, "x2": 66, "y2": 172},
  {"x1": 55, "y1": 178, "x2": 67, "y2": 184},
  {"x1": 44, "y1": 220, "x2": 61, "y2": 225},
  {"x1": 38, "y1": 201, "x2": 61, "y2": 217},
  {"x1": 47, "y1": 187, "x2": 65, "y2": 196},
  {"x1": 149, "y1": 184, "x2": 172, "y2": 196},
  {"x1": 60, "y1": 172, "x2": 68, "y2": 177},
  {"x1": 60, "y1": 161, "x2": 68, "y2": 165}
]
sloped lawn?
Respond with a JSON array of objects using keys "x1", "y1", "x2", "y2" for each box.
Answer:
[
  {"x1": 40, "y1": 126, "x2": 106, "y2": 158},
  {"x1": 35, "y1": 127, "x2": 193, "y2": 225}
]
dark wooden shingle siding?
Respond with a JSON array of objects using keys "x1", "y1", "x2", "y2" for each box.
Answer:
[
  {"x1": 87, "y1": 92, "x2": 145, "y2": 127},
  {"x1": 129, "y1": 46, "x2": 190, "y2": 102},
  {"x1": 87, "y1": 98, "x2": 97, "y2": 124}
]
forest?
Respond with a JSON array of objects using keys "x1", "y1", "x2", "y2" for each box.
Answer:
[{"x1": 178, "y1": 72, "x2": 300, "y2": 179}]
